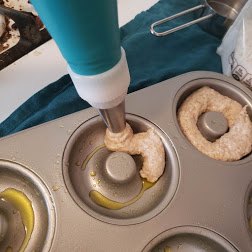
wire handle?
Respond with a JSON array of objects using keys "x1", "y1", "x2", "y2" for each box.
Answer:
[{"x1": 150, "y1": 4, "x2": 214, "y2": 36}]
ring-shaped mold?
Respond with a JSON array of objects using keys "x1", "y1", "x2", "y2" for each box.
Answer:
[
  {"x1": 173, "y1": 78, "x2": 252, "y2": 164},
  {"x1": 0, "y1": 160, "x2": 55, "y2": 252},
  {"x1": 63, "y1": 114, "x2": 180, "y2": 225},
  {"x1": 142, "y1": 226, "x2": 238, "y2": 251}
]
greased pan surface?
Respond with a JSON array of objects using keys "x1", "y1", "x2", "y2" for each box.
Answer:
[{"x1": 0, "y1": 71, "x2": 251, "y2": 251}]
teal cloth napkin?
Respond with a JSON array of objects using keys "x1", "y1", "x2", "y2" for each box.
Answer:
[{"x1": 0, "y1": 0, "x2": 222, "y2": 137}]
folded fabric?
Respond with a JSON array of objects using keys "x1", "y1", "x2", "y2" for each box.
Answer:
[{"x1": 0, "y1": 0, "x2": 222, "y2": 137}]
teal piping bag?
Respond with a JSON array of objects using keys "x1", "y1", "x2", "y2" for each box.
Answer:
[{"x1": 31, "y1": 0, "x2": 130, "y2": 109}]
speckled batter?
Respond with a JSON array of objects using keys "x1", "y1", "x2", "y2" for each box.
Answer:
[
  {"x1": 104, "y1": 123, "x2": 165, "y2": 183},
  {"x1": 178, "y1": 86, "x2": 252, "y2": 161}
]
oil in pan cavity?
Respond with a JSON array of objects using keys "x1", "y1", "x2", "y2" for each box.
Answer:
[{"x1": 62, "y1": 114, "x2": 180, "y2": 225}]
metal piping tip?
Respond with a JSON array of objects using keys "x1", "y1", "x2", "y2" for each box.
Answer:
[{"x1": 98, "y1": 101, "x2": 126, "y2": 133}]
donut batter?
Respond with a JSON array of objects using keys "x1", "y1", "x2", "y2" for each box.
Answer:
[
  {"x1": 104, "y1": 123, "x2": 165, "y2": 183},
  {"x1": 178, "y1": 86, "x2": 252, "y2": 161}
]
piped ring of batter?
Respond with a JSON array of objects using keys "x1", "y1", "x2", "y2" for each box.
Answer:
[
  {"x1": 104, "y1": 123, "x2": 165, "y2": 183},
  {"x1": 177, "y1": 86, "x2": 252, "y2": 161}
]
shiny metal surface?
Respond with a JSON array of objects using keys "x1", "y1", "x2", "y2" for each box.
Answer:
[
  {"x1": 0, "y1": 197, "x2": 25, "y2": 251},
  {"x1": 197, "y1": 111, "x2": 228, "y2": 142},
  {"x1": 62, "y1": 114, "x2": 179, "y2": 225},
  {"x1": 105, "y1": 152, "x2": 137, "y2": 183},
  {"x1": 208, "y1": 0, "x2": 246, "y2": 19},
  {"x1": 150, "y1": 4, "x2": 213, "y2": 36},
  {"x1": 142, "y1": 226, "x2": 238, "y2": 251},
  {"x1": 246, "y1": 182, "x2": 252, "y2": 238},
  {"x1": 0, "y1": 72, "x2": 252, "y2": 251},
  {"x1": 0, "y1": 160, "x2": 55, "y2": 252},
  {"x1": 150, "y1": 0, "x2": 247, "y2": 38},
  {"x1": 0, "y1": 212, "x2": 8, "y2": 242},
  {"x1": 98, "y1": 101, "x2": 126, "y2": 133}
]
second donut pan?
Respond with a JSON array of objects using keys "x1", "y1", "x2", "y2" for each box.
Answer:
[{"x1": 0, "y1": 71, "x2": 251, "y2": 251}]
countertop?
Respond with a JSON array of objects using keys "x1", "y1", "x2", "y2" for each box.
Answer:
[{"x1": 0, "y1": 0, "x2": 158, "y2": 123}]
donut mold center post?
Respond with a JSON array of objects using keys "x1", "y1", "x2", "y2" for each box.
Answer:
[{"x1": 197, "y1": 111, "x2": 229, "y2": 141}]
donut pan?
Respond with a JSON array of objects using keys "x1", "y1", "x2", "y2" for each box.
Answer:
[{"x1": 0, "y1": 71, "x2": 252, "y2": 251}]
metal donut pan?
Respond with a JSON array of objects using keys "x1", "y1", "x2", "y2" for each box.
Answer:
[{"x1": 0, "y1": 71, "x2": 251, "y2": 251}]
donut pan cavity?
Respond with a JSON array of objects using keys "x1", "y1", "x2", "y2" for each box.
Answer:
[
  {"x1": 0, "y1": 71, "x2": 252, "y2": 251},
  {"x1": 62, "y1": 114, "x2": 179, "y2": 225},
  {"x1": 0, "y1": 161, "x2": 55, "y2": 251}
]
